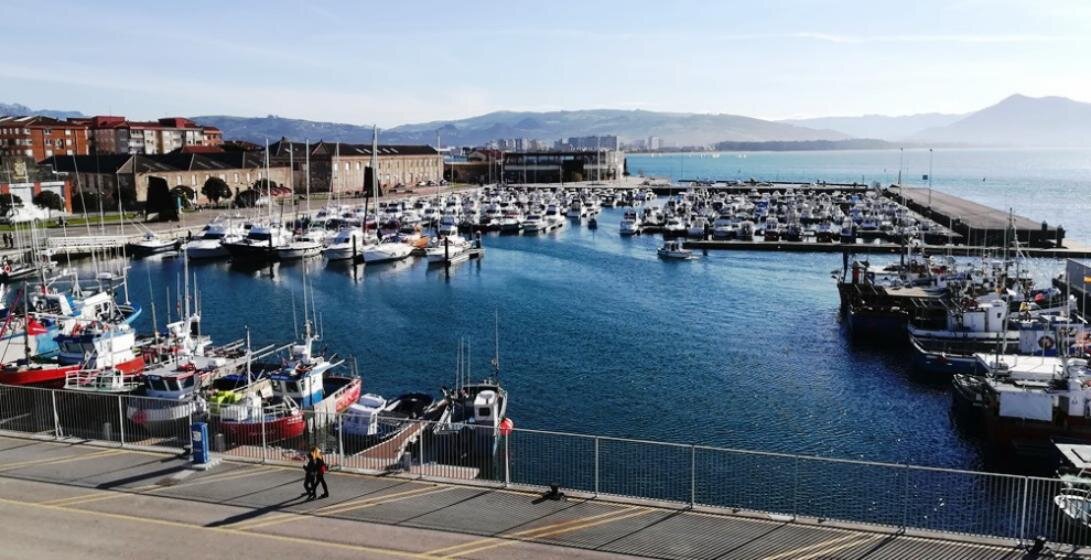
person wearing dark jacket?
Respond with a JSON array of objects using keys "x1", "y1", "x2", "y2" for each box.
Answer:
[{"x1": 305, "y1": 447, "x2": 328, "y2": 500}]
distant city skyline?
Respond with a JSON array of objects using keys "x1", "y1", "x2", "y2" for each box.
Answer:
[{"x1": 4, "y1": 0, "x2": 1090, "y2": 127}]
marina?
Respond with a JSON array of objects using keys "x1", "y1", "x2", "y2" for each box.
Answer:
[{"x1": 0, "y1": 152, "x2": 1090, "y2": 554}]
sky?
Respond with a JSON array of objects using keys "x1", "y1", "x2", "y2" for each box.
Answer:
[{"x1": 4, "y1": 0, "x2": 1091, "y2": 127}]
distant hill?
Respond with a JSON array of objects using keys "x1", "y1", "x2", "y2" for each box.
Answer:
[
  {"x1": 780, "y1": 113, "x2": 965, "y2": 141},
  {"x1": 911, "y1": 94, "x2": 1091, "y2": 147},
  {"x1": 0, "y1": 102, "x2": 84, "y2": 120},
  {"x1": 711, "y1": 138, "x2": 902, "y2": 152},
  {"x1": 192, "y1": 110, "x2": 850, "y2": 147}
]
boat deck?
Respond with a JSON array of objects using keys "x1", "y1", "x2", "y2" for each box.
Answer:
[{"x1": 1, "y1": 434, "x2": 1085, "y2": 560}]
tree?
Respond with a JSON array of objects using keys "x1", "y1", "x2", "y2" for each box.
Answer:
[
  {"x1": 145, "y1": 176, "x2": 179, "y2": 221},
  {"x1": 234, "y1": 189, "x2": 261, "y2": 208},
  {"x1": 201, "y1": 176, "x2": 232, "y2": 204},
  {"x1": 171, "y1": 186, "x2": 196, "y2": 210},
  {"x1": 0, "y1": 193, "x2": 23, "y2": 214},
  {"x1": 72, "y1": 191, "x2": 103, "y2": 213},
  {"x1": 32, "y1": 191, "x2": 64, "y2": 212},
  {"x1": 252, "y1": 178, "x2": 278, "y2": 195}
]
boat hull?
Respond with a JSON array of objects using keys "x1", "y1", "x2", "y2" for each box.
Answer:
[{"x1": 0, "y1": 363, "x2": 80, "y2": 387}]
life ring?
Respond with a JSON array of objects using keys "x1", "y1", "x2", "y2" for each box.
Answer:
[{"x1": 1039, "y1": 335, "x2": 1057, "y2": 351}]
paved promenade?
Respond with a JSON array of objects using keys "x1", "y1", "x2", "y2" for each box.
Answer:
[{"x1": 0, "y1": 435, "x2": 1078, "y2": 559}]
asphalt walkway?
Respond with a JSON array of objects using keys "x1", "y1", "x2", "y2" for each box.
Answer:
[{"x1": 0, "y1": 435, "x2": 1076, "y2": 560}]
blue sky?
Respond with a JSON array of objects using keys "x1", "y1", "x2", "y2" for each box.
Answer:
[{"x1": 4, "y1": 0, "x2": 1090, "y2": 126}]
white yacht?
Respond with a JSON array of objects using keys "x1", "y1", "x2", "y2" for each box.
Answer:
[
  {"x1": 687, "y1": 216, "x2": 710, "y2": 238},
  {"x1": 184, "y1": 219, "x2": 242, "y2": 259},
  {"x1": 544, "y1": 204, "x2": 565, "y2": 231},
  {"x1": 425, "y1": 235, "x2": 471, "y2": 264},
  {"x1": 323, "y1": 228, "x2": 374, "y2": 261},
  {"x1": 361, "y1": 236, "x2": 413, "y2": 264},
  {"x1": 223, "y1": 223, "x2": 293, "y2": 262},
  {"x1": 619, "y1": 209, "x2": 642, "y2": 236},
  {"x1": 657, "y1": 240, "x2": 694, "y2": 260},
  {"x1": 437, "y1": 213, "x2": 460, "y2": 237},
  {"x1": 522, "y1": 212, "x2": 546, "y2": 234},
  {"x1": 276, "y1": 230, "x2": 324, "y2": 260}
]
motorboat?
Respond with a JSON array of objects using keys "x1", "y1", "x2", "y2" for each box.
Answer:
[
  {"x1": 276, "y1": 233, "x2": 324, "y2": 260},
  {"x1": 323, "y1": 228, "x2": 373, "y2": 261},
  {"x1": 361, "y1": 236, "x2": 413, "y2": 264},
  {"x1": 223, "y1": 223, "x2": 292, "y2": 262},
  {"x1": 425, "y1": 235, "x2": 471, "y2": 265},
  {"x1": 657, "y1": 240, "x2": 694, "y2": 260},
  {"x1": 127, "y1": 232, "x2": 179, "y2": 257},
  {"x1": 184, "y1": 219, "x2": 242, "y2": 259},
  {"x1": 522, "y1": 212, "x2": 546, "y2": 234},
  {"x1": 619, "y1": 209, "x2": 642, "y2": 236}
]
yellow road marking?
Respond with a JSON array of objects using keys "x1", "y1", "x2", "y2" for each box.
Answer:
[
  {"x1": 758, "y1": 532, "x2": 867, "y2": 560},
  {"x1": 443, "y1": 508, "x2": 653, "y2": 558},
  {"x1": 0, "y1": 448, "x2": 122, "y2": 472},
  {"x1": 426, "y1": 505, "x2": 636, "y2": 556},
  {"x1": 234, "y1": 486, "x2": 455, "y2": 532},
  {"x1": 793, "y1": 534, "x2": 878, "y2": 560},
  {"x1": 0, "y1": 496, "x2": 435, "y2": 560},
  {"x1": 41, "y1": 483, "x2": 162, "y2": 506}
]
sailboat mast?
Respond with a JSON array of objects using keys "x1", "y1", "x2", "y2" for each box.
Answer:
[{"x1": 305, "y1": 139, "x2": 311, "y2": 217}]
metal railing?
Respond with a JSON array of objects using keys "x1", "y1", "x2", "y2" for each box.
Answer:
[{"x1": 0, "y1": 382, "x2": 1087, "y2": 547}]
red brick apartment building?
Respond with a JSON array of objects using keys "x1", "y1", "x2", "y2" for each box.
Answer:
[{"x1": 0, "y1": 116, "x2": 90, "y2": 161}]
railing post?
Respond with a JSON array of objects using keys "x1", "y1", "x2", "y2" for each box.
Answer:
[
  {"x1": 1019, "y1": 477, "x2": 1029, "y2": 546},
  {"x1": 902, "y1": 463, "x2": 910, "y2": 533},
  {"x1": 188, "y1": 410, "x2": 194, "y2": 454},
  {"x1": 260, "y1": 414, "x2": 267, "y2": 464},
  {"x1": 792, "y1": 456, "x2": 800, "y2": 520},
  {"x1": 117, "y1": 395, "x2": 125, "y2": 447},
  {"x1": 504, "y1": 431, "x2": 510, "y2": 488},
  {"x1": 690, "y1": 444, "x2": 696, "y2": 509},
  {"x1": 417, "y1": 420, "x2": 425, "y2": 480},
  {"x1": 594, "y1": 436, "x2": 600, "y2": 497},
  {"x1": 337, "y1": 413, "x2": 344, "y2": 472},
  {"x1": 50, "y1": 390, "x2": 60, "y2": 440}
]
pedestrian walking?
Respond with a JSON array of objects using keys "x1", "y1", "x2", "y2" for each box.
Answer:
[{"x1": 305, "y1": 447, "x2": 328, "y2": 500}]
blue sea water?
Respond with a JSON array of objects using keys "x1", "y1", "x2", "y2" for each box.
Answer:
[{"x1": 106, "y1": 148, "x2": 1090, "y2": 473}]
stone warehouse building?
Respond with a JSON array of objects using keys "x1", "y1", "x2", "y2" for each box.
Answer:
[
  {"x1": 0, "y1": 156, "x2": 74, "y2": 212},
  {"x1": 41, "y1": 152, "x2": 290, "y2": 205},
  {"x1": 268, "y1": 139, "x2": 442, "y2": 195}
]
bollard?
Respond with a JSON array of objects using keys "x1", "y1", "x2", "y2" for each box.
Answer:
[
  {"x1": 213, "y1": 432, "x2": 226, "y2": 453},
  {"x1": 102, "y1": 421, "x2": 113, "y2": 442}
]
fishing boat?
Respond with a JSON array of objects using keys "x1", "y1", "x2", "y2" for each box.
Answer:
[
  {"x1": 361, "y1": 236, "x2": 413, "y2": 264},
  {"x1": 658, "y1": 240, "x2": 694, "y2": 260},
  {"x1": 953, "y1": 356, "x2": 1091, "y2": 452},
  {"x1": 1052, "y1": 443, "x2": 1091, "y2": 530}
]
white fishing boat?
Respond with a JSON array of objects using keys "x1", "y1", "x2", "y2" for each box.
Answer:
[
  {"x1": 657, "y1": 240, "x2": 694, "y2": 260},
  {"x1": 361, "y1": 236, "x2": 413, "y2": 264}
]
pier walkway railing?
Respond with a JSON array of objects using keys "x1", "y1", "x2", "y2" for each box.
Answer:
[{"x1": 0, "y1": 383, "x2": 1085, "y2": 548}]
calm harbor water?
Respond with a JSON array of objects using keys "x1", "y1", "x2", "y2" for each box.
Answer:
[{"x1": 95, "y1": 148, "x2": 1088, "y2": 473}]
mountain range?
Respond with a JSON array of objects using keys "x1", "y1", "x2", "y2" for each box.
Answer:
[
  {"x1": 4, "y1": 94, "x2": 1090, "y2": 148},
  {"x1": 191, "y1": 110, "x2": 849, "y2": 147},
  {"x1": 0, "y1": 102, "x2": 84, "y2": 120}
]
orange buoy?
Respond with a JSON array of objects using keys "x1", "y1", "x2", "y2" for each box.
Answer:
[{"x1": 499, "y1": 417, "x2": 514, "y2": 437}]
